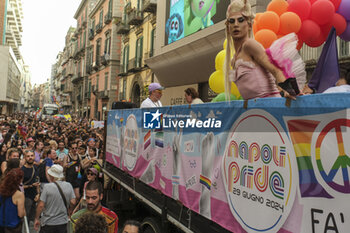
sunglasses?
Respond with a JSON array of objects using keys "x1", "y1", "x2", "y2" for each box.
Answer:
[
  {"x1": 227, "y1": 17, "x2": 246, "y2": 24},
  {"x1": 87, "y1": 172, "x2": 96, "y2": 176}
]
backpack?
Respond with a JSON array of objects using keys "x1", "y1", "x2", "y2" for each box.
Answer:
[{"x1": 37, "y1": 159, "x2": 48, "y2": 183}]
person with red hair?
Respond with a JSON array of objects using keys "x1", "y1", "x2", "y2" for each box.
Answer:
[{"x1": 0, "y1": 168, "x2": 26, "y2": 232}]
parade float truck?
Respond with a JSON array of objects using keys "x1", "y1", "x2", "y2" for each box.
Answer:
[{"x1": 103, "y1": 94, "x2": 350, "y2": 233}]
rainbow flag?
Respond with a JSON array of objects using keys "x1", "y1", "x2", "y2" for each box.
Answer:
[
  {"x1": 287, "y1": 119, "x2": 332, "y2": 198},
  {"x1": 200, "y1": 174, "x2": 211, "y2": 190}
]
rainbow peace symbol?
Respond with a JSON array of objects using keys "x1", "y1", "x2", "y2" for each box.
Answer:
[{"x1": 314, "y1": 119, "x2": 350, "y2": 194}]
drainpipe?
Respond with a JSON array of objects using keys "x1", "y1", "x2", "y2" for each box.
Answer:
[{"x1": 2, "y1": 0, "x2": 8, "y2": 45}]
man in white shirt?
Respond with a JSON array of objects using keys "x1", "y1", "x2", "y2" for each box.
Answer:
[
  {"x1": 140, "y1": 83, "x2": 164, "y2": 108},
  {"x1": 324, "y1": 72, "x2": 350, "y2": 93}
]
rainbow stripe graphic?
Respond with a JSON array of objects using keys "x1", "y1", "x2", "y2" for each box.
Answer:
[
  {"x1": 172, "y1": 175, "x2": 180, "y2": 185},
  {"x1": 254, "y1": 165, "x2": 269, "y2": 192},
  {"x1": 273, "y1": 146, "x2": 286, "y2": 167},
  {"x1": 239, "y1": 141, "x2": 248, "y2": 160},
  {"x1": 269, "y1": 171, "x2": 284, "y2": 199},
  {"x1": 249, "y1": 142, "x2": 260, "y2": 163},
  {"x1": 240, "y1": 165, "x2": 254, "y2": 189},
  {"x1": 144, "y1": 130, "x2": 151, "y2": 150},
  {"x1": 200, "y1": 174, "x2": 212, "y2": 190},
  {"x1": 228, "y1": 162, "x2": 240, "y2": 192},
  {"x1": 287, "y1": 119, "x2": 332, "y2": 198},
  {"x1": 228, "y1": 141, "x2": 238, "y2": 158}
]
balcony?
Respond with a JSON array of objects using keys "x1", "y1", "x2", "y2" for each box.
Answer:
[
  {"x1": 127, "y1": 10, "x2": 143, "y2": 26},
  {"x1": 96, "y1": 23, "x2": 103, "y2": 33},
  {"x1": 142, "y1": 0, "x2": 157, "y2": 13},
  {"x1": 116, "y1": 22, "x2": 130, "y2": 34},
  {"x1": 92, "y1": 85, "x2": 98, "y2": 94},
  {"x1": 98, "y1": 90, "x2": 109, "y2": 99},
  {"x1": 86, "y1": 64, "x2": 92, "y2": 74},
  {"x1": 85, "y1": 91, "x2": 91, "y2": 99},
  {"x1": 104, "y1": 12, "x2": 112, "y2": 24},
  {"x1": 128, "y1": 58, "x2": 142, "y2": 72},
  {"x1": 88, "y1": 29, "x2": 94, "y2": 40},
  {"x1": 63, "y1": 85, "x2": 73, "y2": 93},
  {"x1": 71, "y1": 72, "x2": 82, "y2": 83},
  {"x1": 82, "y1": 20, "x2": 87, "y2": 28},
  {"x1": 92, "y1": 62, "x2": 99, "y2": 71},
  {"x1": 101, "y1": 54, "x2": 110, "y2": 66},
  {"x1": 118, "y1": 64, "x2": 128, "y2": 76}
]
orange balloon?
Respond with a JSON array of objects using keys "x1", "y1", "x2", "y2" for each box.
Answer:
[
  {"x1": 255, "y1": 13, "x2": 263, "y2": 22},
  {"x1": 255, "y1": 29, "x2": 278, "y2": 49},
  {"x1": 279, "y1": 12, "x2": 302, "y2": 35},
  {"x1": 258, "y1": 11, "x2": 280, "y2": 34},
  {"x1": 267, "y1": 0, "x2": 289, "y2": 16},
  {"x1": 253, "y1": 21, "x2": 259, "y2": 34}
]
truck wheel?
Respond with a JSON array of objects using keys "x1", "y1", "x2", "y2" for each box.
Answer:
[{"x1": 141, "y1": 217, "x2": 162, "y2": 233}]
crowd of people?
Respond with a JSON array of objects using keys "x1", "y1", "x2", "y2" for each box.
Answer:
[{"x1": 0, "y1": 114, "x2": 141, "y2": 233}]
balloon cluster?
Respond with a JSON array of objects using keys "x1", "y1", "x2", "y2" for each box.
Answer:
[
  {"x1": 208, "y1": 40, "x2": 241, "y2": 98},
  {"x1": 254, "y1": 0, "x2": 350, "y2": 49}
]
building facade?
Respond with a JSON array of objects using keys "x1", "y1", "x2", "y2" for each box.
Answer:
[
  {"x1": 117, "y1": 0, "x2": 157, "y2": 107},
  {"x1": 0, "y1": 0, "x2": 31, "y2": 114}
]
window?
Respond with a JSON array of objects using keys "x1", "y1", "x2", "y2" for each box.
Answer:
[
  {"x1": 123, "y1": 45, "x2": 129, "y2": 72},
  {"x1": 96, "y1": 39, "x2": 101, "y2": 65},
  {"x1": 92, "y1": 19, "x2": 95, "y2": 31},
  {"x1": 150, "y1": 28, "x2": 155, "y2": 57},
  {"x1": 105, "y1": 32, "x2": 111, "y2": 55},
  {"x1": 137, "y1": 0, "x2": 142, "y2": 10},
  {"x1": 124, "y1": 2, "x2": 131, "y2": 22},
  {"x1": 99, "y1": 9, "x2": 104, "y2": 25},
  {"x1": 96, "y1": 75, "x2": 99, "y2": 91},
  {"x1": 135, "y1": 36, "x2": 143, "y2": 67},
  {"x1": 123, "y1": 79, "x2": 126, "y2": 99},
  {"x1": 83, "y1": 31, "x2": 86, "y2": 48},
  {"x1": 340, "y1": 39, "x2": 349, "y2": 57},
  {"x1": 105, "y1": 72, "x2": 109, "y2": 90},
  {"x1": 89, "y1": 46, "x2": 94, "y2": 65},
  {"x1": 108, "y1": 0, "x2": 112, "y2": 13}
]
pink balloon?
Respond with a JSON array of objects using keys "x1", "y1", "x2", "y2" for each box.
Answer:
[
  {"x1": 340, "y1": 21, "x2": 350, "y2": 41},
  {"x1": 288, "y1": 0, "x2": 311, "y2": 21},
  {"x1": 310, "y1": 0, "x2": 335, "y2": 25}
]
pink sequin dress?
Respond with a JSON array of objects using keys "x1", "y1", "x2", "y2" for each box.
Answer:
[{"x1": 229, "y1": 59, "x2": 281, "y2": 100}]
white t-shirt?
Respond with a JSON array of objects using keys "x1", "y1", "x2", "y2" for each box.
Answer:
[
  {"x1": 191, "y1": 98, "x2": 204, "y2": 104},
  {"x1": 140, "y1": 97, "x2": 162, "y2": 108},
  {"x1": 323, "y1": 85, "x2": 350, "y2": 93}
]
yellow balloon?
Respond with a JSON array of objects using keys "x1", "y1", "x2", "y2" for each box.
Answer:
[
  {"x1": 209, "y1": 70, "x2": 225, "y2": 94},
  {"x1": 231, "y1": 82, "x2": 241, "y2": 98},
  {"x1": 223, "y1": 39, "x2": 227, "y2": 49},
  {"x1": 215, "y1": 50, "x2": 226, "y2": 71}
]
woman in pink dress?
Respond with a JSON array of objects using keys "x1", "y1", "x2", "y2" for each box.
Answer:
[{"x1": 224, "y1": 0, "x2": 304, "y2": 100}]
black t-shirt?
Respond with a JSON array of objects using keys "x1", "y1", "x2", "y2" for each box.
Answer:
[{"x1": 21, "y1": 165, "x2": 39, "y2": 200}]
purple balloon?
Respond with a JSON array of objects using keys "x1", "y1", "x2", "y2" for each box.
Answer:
[
  {"x1": 338, "y1": 0, "x2": 350, "y2": 21},
  {"x1": 340, "y1": 21, "x2": 350, "y2": 41}
]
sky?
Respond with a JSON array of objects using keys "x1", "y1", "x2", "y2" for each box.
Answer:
[{"x1": 21, "y1": 0, "x2": 81, "y2": 85}]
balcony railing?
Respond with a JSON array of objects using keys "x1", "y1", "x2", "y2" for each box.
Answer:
[
  {"x1": 88, "y1": 29, "x2": 94, "y2": 40},
  {"x1": 118, "y1": 64, "x2": 128, "y2": 76},
  {"x1": 85, "y1": 91, "x2": 91, "y2": 99},
  {"x1": 104, "y1": 12, "x2": 112, "y2": 24},
  {"x1": 101, "y1": 54, "x2": 110, "y2": 66},
  {"x1": 96, "y1": 23, "x2": 103, "y2": 33},
  {"x1": 98, "y1": 90, "x2": 109, "y2": 99},
  {"x1": 116, "y1": 22, "x2": 130, "y2": 34},
  {"x1": 127, "y1": 10, "x2": 143, "y2": 25},
  {"x1": 142, "y1": 0, "x2": 157, "y2": 13}
]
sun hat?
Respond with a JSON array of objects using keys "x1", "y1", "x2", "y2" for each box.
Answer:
[
  {"x1": 26, "y1": 137, "x2": 35, "y2": 143},
  {"x1": 47, "y1": 164, "x2": 65, "y2": 179},
  {"x1": 148, "y1": 83, "x2": 164, "y2": 92}
]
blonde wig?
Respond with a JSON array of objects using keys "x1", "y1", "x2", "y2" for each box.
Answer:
[{"x1": 224, "y1": 0, "x2": 255, "y2": 100}]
